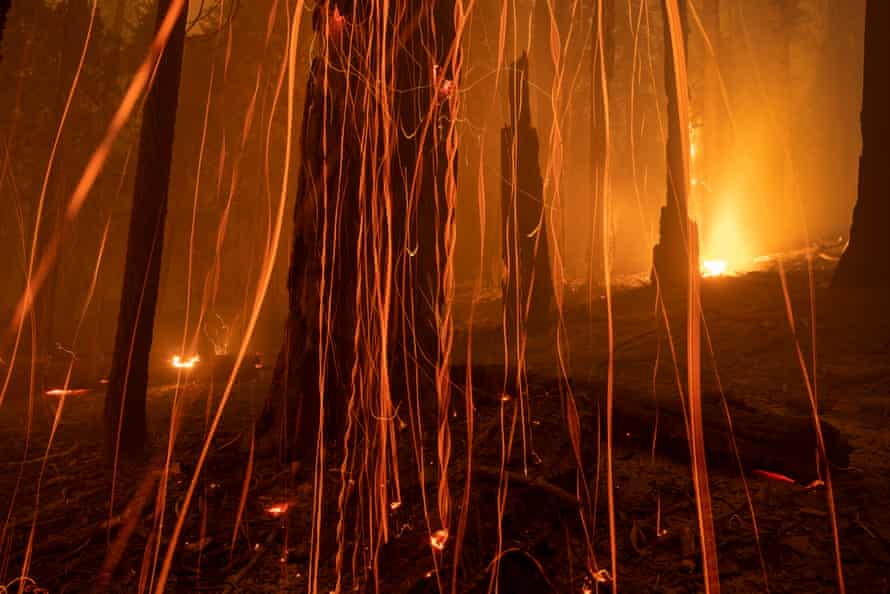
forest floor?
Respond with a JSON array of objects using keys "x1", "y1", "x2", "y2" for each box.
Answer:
[{"x1": 1, "y1": 246, "x2": 890, "y2": 593}]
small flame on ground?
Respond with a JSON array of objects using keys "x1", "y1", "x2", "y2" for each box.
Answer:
[
  {"x1": 172, "y1": 355, "x2": 200, "y2": 369},
  {"x1": 701, "y1": 259, "x2": 728, "y2": 278},
  {"x1": 265, "y1": 503, "x2": 289, "y2": 516},
  {"x1": 430, "y1": 528, "x2": 448, "y2": 551},
  {"x1": 44, "y1": 388, "x2": 91, "y2": 397}
]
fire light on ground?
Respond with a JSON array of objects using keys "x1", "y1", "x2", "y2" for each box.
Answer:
[
  {"x1": 701, "y1": 259, "x2": 729, "y2": 278},
  {"x1": 172, "y1": 355, "x2": 200, "y2": 369}
]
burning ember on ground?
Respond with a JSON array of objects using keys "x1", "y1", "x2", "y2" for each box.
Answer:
[
  {"x1": 172, "y1": 355, "x2": 200, "y2": 369},
  {"x1": 44, "y1": 388, "x2": 92, "y2": 397},
  {"x1": 430, "y1": 528, "x2": 449, "y2": 551},
  {"x1": 265, "y1": 503, "x2": 290, "y2": 516},
  {"x1": 701, "y1": 259, "x2": 729, "y2": 278}
]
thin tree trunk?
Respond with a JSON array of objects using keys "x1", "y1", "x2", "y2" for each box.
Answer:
[
  {"x1": 832, "y1": 0, "x2": 890, "y2": 289},
  {"x1": 105, "y1": 0, "x2": 188, "y2": 458}
]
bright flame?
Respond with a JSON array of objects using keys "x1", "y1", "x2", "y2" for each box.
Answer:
[
  {"x1": 265, "y1": 503, "x2": 289, "y2": 516},
  {"x1": 701, "y1": 259, "x2": 728, "y2": 278},
  {"x1": 430, "y1": 528, "x2": 449, "y2": 551},
  {"x1": 172, "y1": 355, "x2": 200, "y2": 369}
]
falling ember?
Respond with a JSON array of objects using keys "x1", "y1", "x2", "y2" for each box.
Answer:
[
  {"x1": 44, "y1": 388, "x2": 91, "y2": 397},
  {"x1": 329, "y1": 6, "x2": 345, "y2": 38},
  {"x1": 389, "y1": 501, "x2": 401, "y2": 511},
  {"x1": 172, "y1": 355, "x2": 200, "y2": 369},
  {"x1": 430, "y1": 529, "x2": 449, "y2": 551},
  {"x1": 439, "y1": 79, "x2": 455, "y2": 100},
  {"x1": 701, "y1": 259, "x2": 728, "y2": 278},
  {"x1": 752, "y1": 469, "x2": 797, "y2": 485}
]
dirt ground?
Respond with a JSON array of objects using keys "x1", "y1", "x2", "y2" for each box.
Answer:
[{"x1": 1, "y1": 252, "x2": 889, "y2": 593}]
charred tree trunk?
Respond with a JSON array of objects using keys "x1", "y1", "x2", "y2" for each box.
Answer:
[
  {"x1": 832, "y1": 0, "x2": 890, "y2": 290},
  {"x1": 652, "y1": 0, "x2": 692, "y2": 290},
  {"x1": 502, "y1": 54, "x2": 552, "y2": 369},
  {"x1": 258, "y1": 2, "x2": 458, "y2": 469},
  {"x1": 104, "y1": 0, "x2": 188, "y2": 458}
]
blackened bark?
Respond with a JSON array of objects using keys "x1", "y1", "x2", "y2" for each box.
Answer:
[
  {"x1": 832, "y1": 0, "x2": 890, "y2": 290},
  {"x1": 652, "y1": 0, "x2": 691, "y2": 289},
  {"x1": 105, "y1": 0, "x2": 188, "y2": 458},
  {"x1": 259, "y1": 2, "x2": 458, "y2": 466}
]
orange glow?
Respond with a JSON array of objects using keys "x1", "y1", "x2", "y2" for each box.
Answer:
[
  {"x1": 430, "y1": 528, "x2": 448, "y2": 551},
  {"x1": 172, "y1": 355, "x2": 200, "y2": 369},
  {"x1": 701, "y1": 259, "x2": 728, "y2": 278}
]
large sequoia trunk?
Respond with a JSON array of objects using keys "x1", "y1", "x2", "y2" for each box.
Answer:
[
  {"x1": 832, "y1": 0, "x2": 890, "y2": 290},
  {"x1": 104, "y1": 0, "x2": 188, "y2": 457},
  {"x1": 259, "y1": 2, "x2": 458, "y2": 478}
]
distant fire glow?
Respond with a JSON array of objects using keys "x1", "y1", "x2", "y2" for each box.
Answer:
[
  {"x1": 701, "y1": 259, "x2": 728, "y2": 278},
  {"x1": 172, "y1": 355, "x2": 200, "y2": 369}
]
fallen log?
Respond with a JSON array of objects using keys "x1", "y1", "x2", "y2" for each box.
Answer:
[{"x1": 452, "y1": 365, "x2": 852, "y2": 483}]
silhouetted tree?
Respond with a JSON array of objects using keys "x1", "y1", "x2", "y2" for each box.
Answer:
[
  {"x1": 105, "y1": 0, "x2": 188, "y2": 457},
  {"x1": 652, "y1": 0, "x2": 692, "y2": 289},
  {"x1": 502, "y1": 53, "x2": 552, "y2": 371},
  {"x1": 832, "y1": 0, "x2": 890, "y2": 289},
  {"x1": 258, "y1": 2, "x2": 458, "y2": 471},
  {"x1": 0, "y1": 0, "x2": 9, "y2": 62}
]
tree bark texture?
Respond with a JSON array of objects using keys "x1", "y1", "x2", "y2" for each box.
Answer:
[{"x1": 259, "y1": 2, "x2": 458, "y2": 470}]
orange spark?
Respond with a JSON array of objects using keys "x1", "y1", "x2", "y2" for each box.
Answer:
[{"x1": 752, "y1": 469, "x2": 796, "y2": 485}]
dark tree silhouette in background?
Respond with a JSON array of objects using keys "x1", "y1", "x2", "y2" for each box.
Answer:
[
  {"x1": 833, "y1": 0, "x2": 890, "y2": 290},
  {"x1": 0, "y1": 0, "x2": 10, "y2": 62},
  {"x1": 652, "y1": 0, "x2": 693, "y2": 289},
  {"x1": 502, "y1": 53, "x2": 552, "y2": 371},
  {"x1": 105, "y1": 0, "x2": 189, "y2": 457}
]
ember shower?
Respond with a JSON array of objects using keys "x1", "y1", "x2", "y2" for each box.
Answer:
[{"x1": 0, "y1": 1, "x2": 886, "y2": 593}]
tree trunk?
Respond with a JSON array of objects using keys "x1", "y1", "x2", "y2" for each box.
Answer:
[
  {"x1": 502, "y1": 53, "x2": 552, "y2": 370},
  {"x1": 832, "y1": 0, "x2": 890, "y2": 289},
  {"x1": 652, "y1": 0, "x2": 692, "y2": 289},
  {"x1": 258, "y1": 2, "x2": 458, "y2": 471},
  {"x1": 104, "y1": 0, "x2": 188, "y2": 458}
]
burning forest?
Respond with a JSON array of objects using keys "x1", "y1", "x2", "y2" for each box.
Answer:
[{"x1": 1, "y1": 0, "x2": 888, "y2": 592}]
